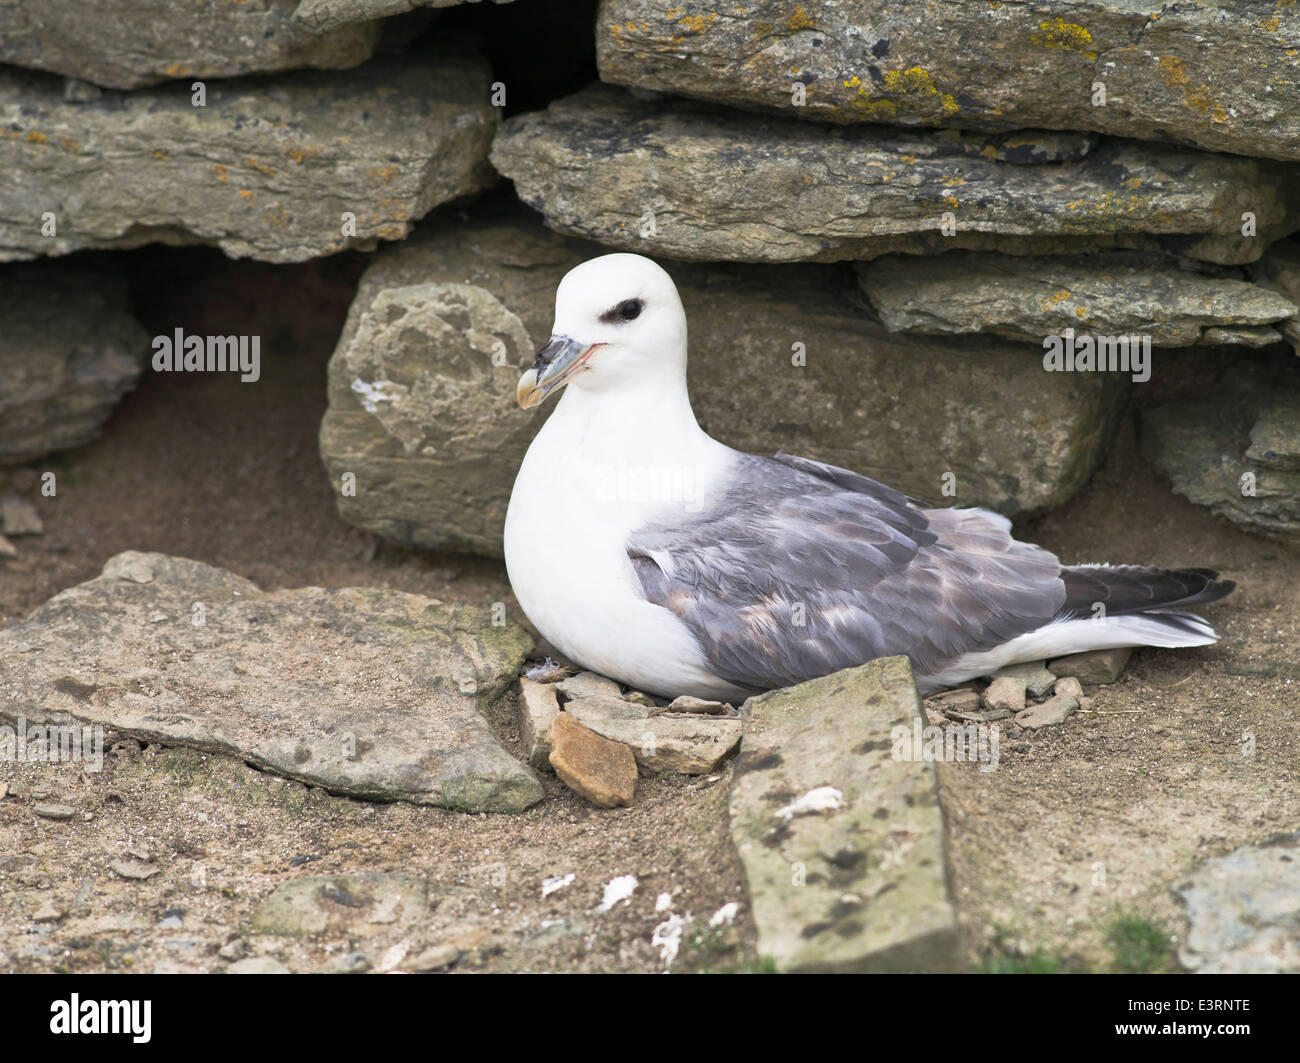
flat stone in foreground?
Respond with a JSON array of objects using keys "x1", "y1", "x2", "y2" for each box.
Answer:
[
  {"x1": 0, "y1": 51, "x2": 497, "y2": 263},
  {"x1": 730, "y1": 656, "x2": 960, "y2": 972},
  {"x1": 1177, "y1": 836, "x2": 1300, "y2": 974},
  {"x1": 0, "y1": 552, "x2": 542, "y2": 812}
]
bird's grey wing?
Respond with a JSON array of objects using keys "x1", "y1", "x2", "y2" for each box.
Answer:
[{"x1": 627, "y1": 454, "x2": 1066, "y2": 690}]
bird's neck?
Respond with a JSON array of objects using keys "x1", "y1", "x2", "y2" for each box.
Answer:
[{"x1": 552, "y1": 372, "x2": 708, "y2": 457}]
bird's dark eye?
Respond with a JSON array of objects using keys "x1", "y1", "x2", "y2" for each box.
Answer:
[{"x1": 599, "y1": 298, "x2": 645, "y2": 324}]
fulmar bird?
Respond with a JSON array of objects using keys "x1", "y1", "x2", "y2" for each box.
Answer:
[{"x1": 504, "y1": 254, "x2": 1234, "y2": 700}]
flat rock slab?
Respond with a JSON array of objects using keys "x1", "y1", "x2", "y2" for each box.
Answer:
[
  {"x1": 730, "y1": 656, "x2": 960, "y2": 972},
  {"x1": 0, "y1": 260, "x2": 148, "y2": 464},
  {"x1": 597, "y1": 0, "x2": 1300, "y2": 163},
  {"x1": 0, "y1": 551, "x2": 542, "y2": 812},
  {"x1": 295, "y1": 0, "x2": 510, "y2": 33},
  {"x1": 0, "y1": 50, "x2": 497, "y2": 263},
  {"x1": 547, "y1": 712, "x2": 637, "y2": 808},
  {"x1": 252, "y1": 873, "x2": 428, "y2": 937},
  {"x1": 1177, "y1": 836, "x2": 1300, "y2": 974},
  {"x1": 860, "y1": 252, "x2": 1296, "y2": 347},
  {"x1": 491, "y1": 84, "x2": 1298, "y2": 266},
  {"x1": 1142, "y1": 362, "x2": 1300, "y2": 549},
  {"x1": 0, "y1": 0, "x2": 384, "y2": 89},
  {"x1": 320, "y1": 204, "x2": 1128, "y2": 555},
  {"x1": 563, "y1": 697, "x2": 742, "y2": 774}
]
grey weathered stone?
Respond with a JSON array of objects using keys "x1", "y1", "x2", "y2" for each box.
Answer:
[
  {"x1": 859, "y1": 253, "x2": 1298, "y2": 346},
  {"x1": 252, "y1": 874, "x2": 428, "y2": 937},
  {"x1": 320, "y1": 207, "x2": 1129, "y2": 555},
  {"x1": 1248, "y1": 241, "x2": 1300, "y2": 352},
  {"x1": 1014, "y1": 694, "x2": 1078, "y2": 730},
  {"x1": 994, "y1": 661, "x2": 1057, "y2": 699},
  {"x1": 596, "y1": 0, "x2": 1300, "y2": 163},
  {"x1": 1177, "y1": 836, "x2": 1300, "y2": 974},
  {"x1": 562, "y1": 699, "x2": 743, "y2": 774},
  {"x1": 490, "y1": 85, "x2": 1300, "y2": 266},
  {"x1": 0, "y1": 261, "x2": 148, "y2": 464},
  {"x1": 1142, "y1": 364, "x2": 1300, "y2": 548},
  {"x1": 294, "y1": 0, "x2": 510, "y2": 33},
  {"x1": 1, "y1": 498, "x2": 43, "y2": 536},
  {"x1": 0, "y1": 0, "x2": 383, "y2": 89},
  {"x1": 1049, "y1": 646, "x2": 1133, "y2": 684},
  {"x1": 981, "y1": 676, "x2": 1027, "y2": 714},
  {"x1": 518, "y1": 677, "x2": 561, "y2": 772},
  {"x1": 730, "y1": 656, "x2": 960, "y2": 972},
  {"x1": 0, "y1": 51, "x2": 497, "y2": 263},
  {"x1": 0, "y1": 551, "x2": 543, "y2": 812}
]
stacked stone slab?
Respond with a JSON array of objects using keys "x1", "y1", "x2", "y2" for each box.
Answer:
[{"x1": 595, "y1": 0, "x2": 1300, "y2": 163}]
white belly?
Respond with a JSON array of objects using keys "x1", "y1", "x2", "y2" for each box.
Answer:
[{"x1": 503, "y1": 409, "x2": 747, "y2": 700}]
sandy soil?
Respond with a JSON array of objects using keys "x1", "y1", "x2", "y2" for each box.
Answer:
[{"x1": 0, "y1": 247, "x2": 1295, "y2": 973}]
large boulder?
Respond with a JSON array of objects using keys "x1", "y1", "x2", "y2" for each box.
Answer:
[
  {"x1": 0, "y1": 50, "x2": 498, "y2": 263},
  {"x1": 859, "y1": 252, "x2": 1298, "y2": 347},
  {"x1": 319, "y1": 205, "x2": 1129, "y2": 556},
  {"x1": 0, "y1": 0, "x2": 383, "y2": 90},
  {"x1": 0, "y1": 259, "x2": 149, "y2": 464},
  {"x1": 730, "y1": 657, "x2": 961, "y2": 972},
  {"x1": 596, "y1": 0, "x2": 1300, "y2": 163},
  {"x1": 490, "y1": 86, "x2": 1300, "y2": 267},
  {"x1": 1141, "y1": 360, "x2": 1300, "y2": 549},
  {"x1": 0, "y1": 552, "x2": 543, "y2": 812}
]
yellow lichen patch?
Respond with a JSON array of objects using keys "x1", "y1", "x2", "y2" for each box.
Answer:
[
  {"x1": 942, "y1": 175, "x2": 967, "y2": 187},
  {"x1": 981, "y1": 144, "x2": 999, "y2": 161},
  {"x1": 243, "y1": 156, "x2": 276, "y2": 178},
  {"x1": 1124, "y1": 176, "x2": 1142, "y2": 189},
  {"x1": 942, "y1": 194, "x2": 959, "y2": 210},
  {"x1": 1261, "y1": 15, "x2": 1282, "y2": 31},
  {"x1": 260, "y1": 206, "x2": 289, "y2": 232},
  {"x1": 165, "y1": 61, "x2": 193, "y2": 77},
  {"x1": 213, "y1": 164, "x2": 230, "y2": 183},
  {"x1": 677, "y1": 13, "x2": 718, "y2": 34},
  {"x1": 1031, "y1": 18, "x2": 1098, "y2": 59},
  {"x1": 786, "y1": 6, "x2": 814, "y2": 32},
  {"x1": 59, "y1": 137, "x2": 80, "y2": 153},
  {"x1": 238, "y1": 188, "x2": 254, "y2": 202},
  {"x1": 25, "y1": 131, "x2": 47, "y2": 143},
  {"x1": 881, "y1": 67, "x2": 959, "y2": 114},
  {"x1": 367, "y1": 163, "x2": 399, "y2": 186},
  {"x1": 1044, "y1": 290, "x2": 1073, "y2": 306},
  {"x1": 1074, "y1": 306, "x2": 1089, "y2": 317},
  {"x1": 153, "y1": 150, "x2": 170, "y2": 160},
  {"x1": 1158, "y1": 56, "x2": 1229, "y2": 122},
  {"x1": 287, "y1": 146, "x2": 318, "y2": 164}
]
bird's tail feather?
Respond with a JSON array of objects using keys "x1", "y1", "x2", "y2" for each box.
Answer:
[{"x1": 1059, "y1": 564, "x2": 1235, "y2": 622}]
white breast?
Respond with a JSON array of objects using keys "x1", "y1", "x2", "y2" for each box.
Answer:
[{"x1": 504, "y1": 390, "x2": 748, "y2": 700}]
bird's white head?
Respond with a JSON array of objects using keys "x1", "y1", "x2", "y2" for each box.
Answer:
[{"x1": 515, "y1": 253, "x2": 688, "y2": 409}]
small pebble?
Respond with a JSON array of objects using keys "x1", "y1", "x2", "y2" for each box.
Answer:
[
  {"x1": 405, "y1": 945, "x2": 461, "y2": 972},
  {"x1": 34, "y1": 802, "x2": 75, "y2": 821}
]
